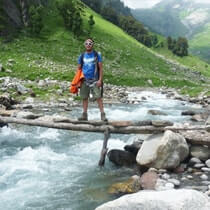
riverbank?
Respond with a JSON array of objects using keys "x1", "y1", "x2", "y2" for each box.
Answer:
[{"x1": 1, "y1": 76, "x2": 210, "y2": 109}]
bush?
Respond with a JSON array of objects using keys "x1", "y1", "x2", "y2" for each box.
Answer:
[
  {"x1": 56, "y1": 0, "x2": 83, "y2": 37},
  {"x1": 88, "y1": 14, "x2": 95, "y2": 35},
  {"x1": 0, "y1": 0, "x2": 6, "y2": 34},
  {"x1": 28, "y1": 5, "x2": 44, "y2": 35}
]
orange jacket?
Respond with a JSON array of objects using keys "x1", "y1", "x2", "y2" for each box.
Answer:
[{"x1": 70, "y1": 68, "x2": 84, "y2": 94}]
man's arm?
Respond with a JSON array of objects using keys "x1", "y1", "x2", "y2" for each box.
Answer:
[
  {"x1": 78, "y1": 64, "x2": 82, "y2": 70},
  {"x1": 97, "y1": 62, "x2": 103, "y2": 87}
]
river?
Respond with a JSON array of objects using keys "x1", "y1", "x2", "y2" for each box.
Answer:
[{"x1": 0, "y1": 91, "x2": 203, "y2": 210}]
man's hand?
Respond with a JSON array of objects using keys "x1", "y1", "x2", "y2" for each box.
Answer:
[{"x1": 96, "y1": 80, "x2": 102, "y2": 87}]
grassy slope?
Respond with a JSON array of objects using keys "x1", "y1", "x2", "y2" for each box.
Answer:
[
  {"x1": 0, "y1": 1, "x2": 210, "y2": 98},
  {"x1": 189, "y1": 23, "x2": 210, "y2": 63},
  {"x1": 153, "y1": 37, "x2": 210, "y2": 95}
]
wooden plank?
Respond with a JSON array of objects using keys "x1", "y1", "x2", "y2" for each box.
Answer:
[
  {"x1": 0, "y1": 116, "x2": 209, "y2": 134},
  {"x1": 54, "y1": 118, "x2": 153, "y2": 127},
  {"x1": 0, "y1": 116, "x2": 163, "y2": 134}
]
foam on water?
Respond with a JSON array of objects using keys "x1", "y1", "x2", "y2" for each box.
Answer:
[
  {"x1": 0, "y1": 126, "x2": 26, "y2": 140},
  {"x1": 0, "y1": 146, "x2": 67, "y2": 181},
  {"x1": 128, "y1": 91, "x2": 166, "y2": 101},
  {"x1": 36, "y1": 127, "x2": 61, "y2": 141}
]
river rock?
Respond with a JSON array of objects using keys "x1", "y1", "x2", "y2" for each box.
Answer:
[
  {"x1": 191, "y1": 114, "x2": 206, "y2": 122},
  {"x1": 107, "y1": 149, "x2": 136, "y2": 166},
  {"x1": 189, "y1": 157, "x2": 202, "y2": 165},
  {"x1": 180, "y1": 131, "x2": 210, "y2": 146},
  {"x1": 0, "y1": 109, "x2": 17, "y2": 117},
  {"x1": 182, "y1": 110, "x2": 200, "y2": 116},
  {"x1": 140, "y1": 171, "x2": 158, "y2": 190},
  {"x1": 168, "y1": 178, "x2": 180, "y2": 187},
  {"x1": 0, "y1": 94, "x2": 18, "y2": 110},
  {"x1": 124, "y1": 141, "x2": 142, "y2": 156},
  {"x1": 16, "y1": 83, "x2": 29, "y2": 95},
  {"x1": 136, "y1": 130, "x2": 189, "y2": 169},
  {"x1": 0, "y1": 121, "x2": 8, "y2": 128},
  {"x1": 148, "y1": 110, "x2": 167, "y2": 116},
  {"x1": 194, "y1": 163, "x2": 205, "y2": 169},
  {"x1": 206, "y1": 116, "x2": 210, "y2": 125},
  {"x1": 151, "y1": 120, "x2": 173, "y2": 127},
  {"x1": 95, "y1": 189, "x2": 210, "y2": 210},
  {"x1": 108, "y1": 175, "x2": 141, "y2": 195},
  {"x1": 201, "y1": 167, "x2": 210, "y2": 172},
  {"x1": 201, "y1": 174, "x2": 208, "y2": 181},
  {"x1": 190, "y1": 145, "x2": 210, "y2": 161},
  {"x1": 205, "y1": 159, "x2": 210, "y2": 168},
  {"x1": 155, "y1": 178, "x2": 174, "y2": 190},
  {"x1": 24, "y1": 97, "x2": 34, "y2": 104},
  {"x1": 13, "y1": 111, "x2": 42, "y2": 119}
]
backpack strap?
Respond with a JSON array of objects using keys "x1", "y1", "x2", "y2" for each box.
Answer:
[
  {"x1": 93, "y1": 50, "x2": 99, "y2": 79},
  {"x1": 80, "y1": 53, "x2": 84, "y2": 68},
  {"x1": 93, "y1": 51, "x2": 103, "y2": 97}
]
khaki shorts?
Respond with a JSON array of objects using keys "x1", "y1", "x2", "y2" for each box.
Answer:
[{"x1": 80, "y1": 81, "x2": 102, "y2": 100}]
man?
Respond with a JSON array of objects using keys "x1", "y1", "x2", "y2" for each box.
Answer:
[{"x1": 78, "y1": 38, "x2": 107, "y2": 121}]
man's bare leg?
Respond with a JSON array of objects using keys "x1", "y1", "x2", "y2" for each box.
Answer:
[
  {"x1": 83, "y1": 98, "x2": 88, "y2": 113},
  {"x1": 97, "y1": 98, "x2": 107, "y2": 121},
  {"x1": 96, "y1": 98, "x2": 104, "y2": 113},
  {"x1": 78, "y1": 99, "x2": 88, "y2": 121}
]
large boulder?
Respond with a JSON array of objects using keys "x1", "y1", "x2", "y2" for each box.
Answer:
[
  {"x1": 136, "y1": 130, "x2": 189, "y2": 169},
  {"x1": 124, "y1": 140, "x2": 142, "y2": 156},
  {"x1": 96, "y1": 189, "x2": 210, "y2": 210},
  {"x1": 107, "y1": 149, "x2": 136, "y2": 167}
]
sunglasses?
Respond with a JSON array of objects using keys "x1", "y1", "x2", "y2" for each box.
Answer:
[{"x1": 85, "y1": 41, "x2": 93, "y2": 46}]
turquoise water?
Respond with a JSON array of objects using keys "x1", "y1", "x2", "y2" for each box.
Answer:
[{"x1": 0, "y1": 92, "x2": 203, "y2": 210}]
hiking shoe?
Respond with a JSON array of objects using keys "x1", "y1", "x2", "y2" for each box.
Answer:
[
  {"x1": 78, "y1": 112, "x2": 88, "y2": 121},
  {"x1": 101, "y1": 112, "x2": 107, "y2": 121}
]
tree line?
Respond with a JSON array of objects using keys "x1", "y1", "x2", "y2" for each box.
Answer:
[
  {"x1": 0, "y1": 0, "x2": 95, "y2": 38},
  {"x1": 0, "y1": 0, "x2": 189, "y2": 57},
  {"x1": 81, "y1": 0, "x2": 161, "y2": 48},
  {"x1": 167, "y1": 36, "x2": 189, "y2": 57}
]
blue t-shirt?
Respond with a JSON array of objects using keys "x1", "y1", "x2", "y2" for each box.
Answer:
[{"x1": 78, "y1": 51, "x2": 102, "y2": 79}]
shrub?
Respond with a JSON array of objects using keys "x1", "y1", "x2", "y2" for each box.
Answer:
[
  {"x1": 56, "y1": 0, "x2": 83, "y2": 37},
  {"x1": 28, "y1": 5, "x2": 44, "y2": 35}
]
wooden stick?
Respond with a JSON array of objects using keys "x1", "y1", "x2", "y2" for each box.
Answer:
[{"x1": 98, "y1": 128, "x2": 110, "y2": 166}]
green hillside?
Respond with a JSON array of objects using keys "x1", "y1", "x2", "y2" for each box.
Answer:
[
  {"x1": 132, "y1": 0, "x2": 210, "y2": 64},
  {"x1": 189, "y1": 23, "x2": 210, "y2": 63},
  {"x1": 0, "y1": 1, "x2": 210, "y2": 98}
]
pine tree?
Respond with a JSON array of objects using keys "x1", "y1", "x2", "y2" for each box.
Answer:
[
  {"x1": 88, "y1": 14, "x2": 95, "y2": 35},
  {"x1": 56, "y1": 0, "x2": 83, "y2": 37},
  {"x1": 29, "y1": 5, "x2": 43, "y2": 35},
  {"x1": 0, "y1": 0, "x2": 6, "y2": 33},
  {"x1": 173, "y1": 37, "x2": 188, "y2": 57},
  {"x1": 167, "y1": 36, "x2": 173, "y2": 50},
  {"x1": 72, "y1": 11, "x2": 83, "y2": 37}
]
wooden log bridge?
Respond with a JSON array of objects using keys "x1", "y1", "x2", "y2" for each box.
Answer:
[{"x1": 0, "y1": 116, "x2": 210, "y2": 166}]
